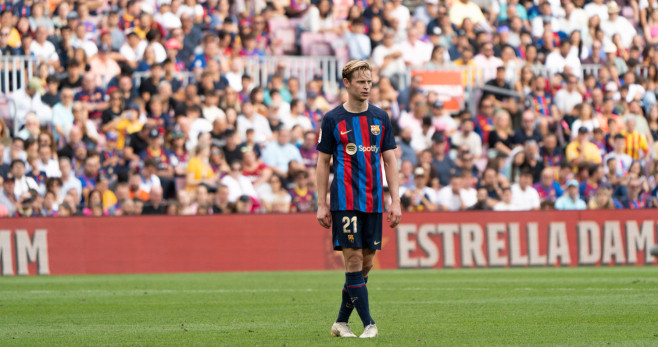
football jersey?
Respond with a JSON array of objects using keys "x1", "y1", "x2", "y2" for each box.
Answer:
[{"x1": 317, "y1": 104, "x2": 396, "y2": 213}]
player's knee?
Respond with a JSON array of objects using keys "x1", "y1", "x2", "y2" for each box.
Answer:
[
  {"x1": 362, "y1": 263, "x2": 373, "y2": 277},
  {"x1": 345, "y1": 254, "x2": 364, "y2": 270}
]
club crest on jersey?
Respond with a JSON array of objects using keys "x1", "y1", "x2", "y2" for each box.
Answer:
[
  {"x1": 370, "y1": 125, "x2": 381, "y2": 136},
  {"x1": 346, "y1": 143, "x2": 357, "y2": 155},
  {"x1": 348, "y1": 235, "x2": 355, "y2": 243}
]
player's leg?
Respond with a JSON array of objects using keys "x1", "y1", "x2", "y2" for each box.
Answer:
[
  {"x1": 331, "y1": 211, "x2": 357, "y2": 337},
  {"x1": 355, "y1": 213, "x2": 382, "y2": 338},
  {"x1": 342, "y1": 214, "x2": 375, "y2": 329},
  {"x1": 337, "y1": 248, "x2": 375, "y2": 324}
]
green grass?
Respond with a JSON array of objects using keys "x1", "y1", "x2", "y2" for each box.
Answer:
[{"x1": 1, "y1": 267, "x2": 658, "y2": 346}]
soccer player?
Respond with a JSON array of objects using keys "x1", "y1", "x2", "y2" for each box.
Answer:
[{"x1": 316, "y1": 60, "x2": 402, "y2": 338}]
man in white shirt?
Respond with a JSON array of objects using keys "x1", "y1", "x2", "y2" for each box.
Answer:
[
  {"x1": 371, "y1": 29, "x2": 406, "y2": 80},
  {"x1": 450, "y1": 116, "x2": 482, "y2": 158},
  {"x1": 186, "y1": 105, "x2": 213, "y2": 151},
  {"x1": 389, "y1": 0, "x2": 411, "y2": 34},
  {"x1": 603, "y1": 134, "x2": 633, "y2": 177},
  {"x1": 37, "y1": 145, "x2": 60, "y2": 178},
  {"x1": 544, "y1": 40, "x2": 582, "y2": 78},
  {"x1": 584, "y1": 0, "x2": 608, "y2": 22},
  {"x1": 344, "y1": 17, "x2": 371, "y2": 61},
  {"x1": 400, "y1": 27, "x2": 433, "y2": 68},
  {"x1": 221, "y1": 160, "x2": 258, "y2": 203},
  {"x1": 262, "y1": 129, "x2": 303, "y2": 176},
  {"x1": 601, "y1": 2, "x2": 636, "y2": 48},
  {"x1": 10, "y1": 160, "x2": 39, "y2": 201},
  {"x1": 554, "y1": 74, "x2": 583, "y2": 117},
  {"x1": 431, "y1": 100, "x2": 457, "y2": 135},
  {"x1": 119, "y1": 30, "x2": 144, "y2": 68},
  {"x1": 236, "y1": 101, "x2": 273, "y2": 144},
  {"x1": 493, "y1": 184, "x2": 519, "y2": 211},
  {"x1": 10, "y1": 77, "x2": 51, "y2": 131},
  {"x1": 511, "y1": 169, "x2": 541, "y2": 210},
  {"x1": 30, "y1": 26, "x2": 59, "y2": 69},
  {"x1": 281, "y1": 99, "x2": 313, "y2": 131},
  {"x1": 436, "y1": 174, "x2": 467, "y2": 211}
]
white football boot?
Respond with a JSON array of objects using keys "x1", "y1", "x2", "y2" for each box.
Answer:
[
  {"x1": 359, "y1": 324, "x2": 378, "y2": 338},
  {"x1": 330, "y1": 322, "x2": 357, "y2": 338}
]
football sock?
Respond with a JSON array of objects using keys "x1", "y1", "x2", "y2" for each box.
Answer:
[
  {"x1": 336, "y1": 275, "x2": 368, "y2": 323},
  {"x1": 345, "y1": 271, "x2": 375, "y2": 327}
]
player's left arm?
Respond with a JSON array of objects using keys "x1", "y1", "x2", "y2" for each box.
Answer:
[{"x1": 382, "y1": 149, "x2": 401, "y2": 228}]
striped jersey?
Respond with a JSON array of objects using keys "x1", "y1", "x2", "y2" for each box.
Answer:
[{"x1": 317, "y1": 104, "x2": 396, "y2": 213}]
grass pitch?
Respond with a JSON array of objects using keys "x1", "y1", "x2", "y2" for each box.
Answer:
[{"x1": 1, "y1": 267, "x2": 657, "y2": 346}]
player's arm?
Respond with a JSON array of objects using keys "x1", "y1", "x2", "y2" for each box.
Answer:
[
  {"x1": 316, "y1": 151, "x2": 332, "y2": 229},
  {"x1": 382, "y1": 149, "x2": 401, "y2": 228}
]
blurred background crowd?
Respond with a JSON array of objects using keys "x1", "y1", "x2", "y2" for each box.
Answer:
[{"x1": 0, "y1": 0, "x2": 657, "y2": 217}]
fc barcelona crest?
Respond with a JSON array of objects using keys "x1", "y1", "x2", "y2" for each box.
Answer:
[{"x1": 370, "y1": 125, "x2": 381, "y2": 136}]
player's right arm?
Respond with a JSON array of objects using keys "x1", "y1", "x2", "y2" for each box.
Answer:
[
  {"x1": 316, "y1": 151, "x2": 332, "y2": 229},
  {"x1": 316, "y1": 116, "x2": 336, "y2": 229}
]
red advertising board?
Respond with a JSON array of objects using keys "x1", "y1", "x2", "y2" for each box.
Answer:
[
  {"x1": 0, "y1": 210, "x2": 656, "y2": 276},
  {"x1": 410, "y1": 70, "x2": 464, "y2": 112}
]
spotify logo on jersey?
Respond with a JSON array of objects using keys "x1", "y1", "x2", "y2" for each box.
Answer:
[{"x1": 346, "y1": 143, "x2": 357, "y2": 155}]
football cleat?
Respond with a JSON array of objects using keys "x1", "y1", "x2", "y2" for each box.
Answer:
[
  {"x1": 359, "y1": 324, "x2": 378, "y2": 338},
  {"x1": 330, "y1": 322, "x2": 357, "y2": 338}
]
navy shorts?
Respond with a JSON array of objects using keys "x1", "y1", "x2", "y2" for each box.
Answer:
[{"x1": 331, "y1": 210, "x2": 382, "y2": 251}]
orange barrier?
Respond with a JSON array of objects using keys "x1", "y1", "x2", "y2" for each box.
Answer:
[{"x1": 1, "y1": 210, "x2": 656, "y2": 276}]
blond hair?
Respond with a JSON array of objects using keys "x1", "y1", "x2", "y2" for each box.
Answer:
[{"x1": 342, "y1": 60, "x2": 372, "y2": 82}]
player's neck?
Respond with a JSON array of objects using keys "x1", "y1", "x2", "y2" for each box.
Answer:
[{"x1": 343, "y1": 99, "x2": 369, "y2": 114}]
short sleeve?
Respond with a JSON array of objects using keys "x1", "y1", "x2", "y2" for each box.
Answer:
[
  {"x1": 381, "y1": 114, "x2": 397, "y2": 152},
  {"x1": 316, "y1": 116, "x2": 335, "y2": 154}
]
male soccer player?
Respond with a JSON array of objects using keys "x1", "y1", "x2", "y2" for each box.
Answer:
[{"x1": 316, "y1": 60, "x2": 402, "y2": 338}]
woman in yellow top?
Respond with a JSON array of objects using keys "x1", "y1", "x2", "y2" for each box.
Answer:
[{"x1": 186, "y1": 144, "x2": 216, "y2": 192}]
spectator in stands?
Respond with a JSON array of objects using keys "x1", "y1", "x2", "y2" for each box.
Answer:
[
  {"x1": 11, "y1": 77, "x2": 51, "y2": 130},
  {"x1": 473, "y1": 42, "x2": 503, "y2": 82},
  {"x1": 555, "y1": 179, "x2": 587, "y2": 210},
  {"x1": 0, "y1": 172, "x2": 16, "y2": 215},
  {"x1": 513, "y1": 110, "x2": 543, "y2": 146},
  {"x1": 451, "y1": 113, "x2": 482, "y2": 158},
  {"x1": 262, "y1": 128, "x2": 302, "y2": 177},
  {"x1": 511, "y1": 169, "x2": 541, "y2": 210}
]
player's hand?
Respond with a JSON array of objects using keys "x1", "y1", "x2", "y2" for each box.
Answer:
[
  {"x1": 316, "y1": 205, "x2": 332, "y2": 229},
  {"x1": 387, "y1": 200, "x2": 402, "y2": 228}
]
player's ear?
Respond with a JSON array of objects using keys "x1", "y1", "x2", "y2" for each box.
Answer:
[{"x1": 343, "y1": 77, "x2": 350, "y2": 87}]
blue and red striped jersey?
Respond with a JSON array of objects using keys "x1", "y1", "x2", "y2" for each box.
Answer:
[{"x1": 317, "y1": 104, "x2": 396, "y2": 213}]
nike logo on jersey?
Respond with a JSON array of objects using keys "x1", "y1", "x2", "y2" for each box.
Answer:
[
  {"x1": 374, "y1": 241, "x2": 381, "y2": 245},
  {"x1": 340, "y1": 130, "x2": 352, "y2": 135}
]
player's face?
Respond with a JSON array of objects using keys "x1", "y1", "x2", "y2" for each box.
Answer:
[{"x1": 344, "y1": 70, "x2": 372, "y2": 103}]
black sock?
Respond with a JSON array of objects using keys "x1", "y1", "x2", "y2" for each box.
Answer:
[
  {"x1": 345, "y1": 271, "x2": 374, "y2": 327},
  {"x1": 336, "y1": 276, "x2": 367, "y2": 322}
]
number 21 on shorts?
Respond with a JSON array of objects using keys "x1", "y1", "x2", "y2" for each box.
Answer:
[{"x1": 342, "y1": 216, "x2": 357, "y2": 233}]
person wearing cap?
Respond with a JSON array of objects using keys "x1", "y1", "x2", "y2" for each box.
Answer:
[
  {"x1": 399, "y1": 167, "x2": 438, "y2": 211},
  {"x1": 9, "y1": 76, "x2": 51, "y2": 131},
  {"x1": 119, "y1": 29, "x2": 144, "y2": 68},
  {"x1": 566, "y1": 126, "x2": 603, "y2": 166},
  {"x1": 601, "y1": 1, "x2": 635, "y2": 48},
  {"x1": 0, "y1": 172, "x2": 16, "y2": 215},
  {"x1": 430, "y1": 131, "x2": 458, "y2": 186},
  {"x1": 555, "y1": 179, "x2": 587, "y2": 210},
  {"x1": 413, "y1": 0, "x2": 439, "y2": 26},
  {"x1": 10, "y1": 159, "x2": 39, "y2": 201},
  {"x1": 451, "y1": 112, "x2": 483, "y2": 158},
  {"x1": 88, "y1": 42, "x2": 121, "y2": 88}
]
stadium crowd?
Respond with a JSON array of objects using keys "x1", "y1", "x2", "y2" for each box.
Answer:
[{"x1": 0, "y1": 0, "x2": 658, "y2": 217}]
